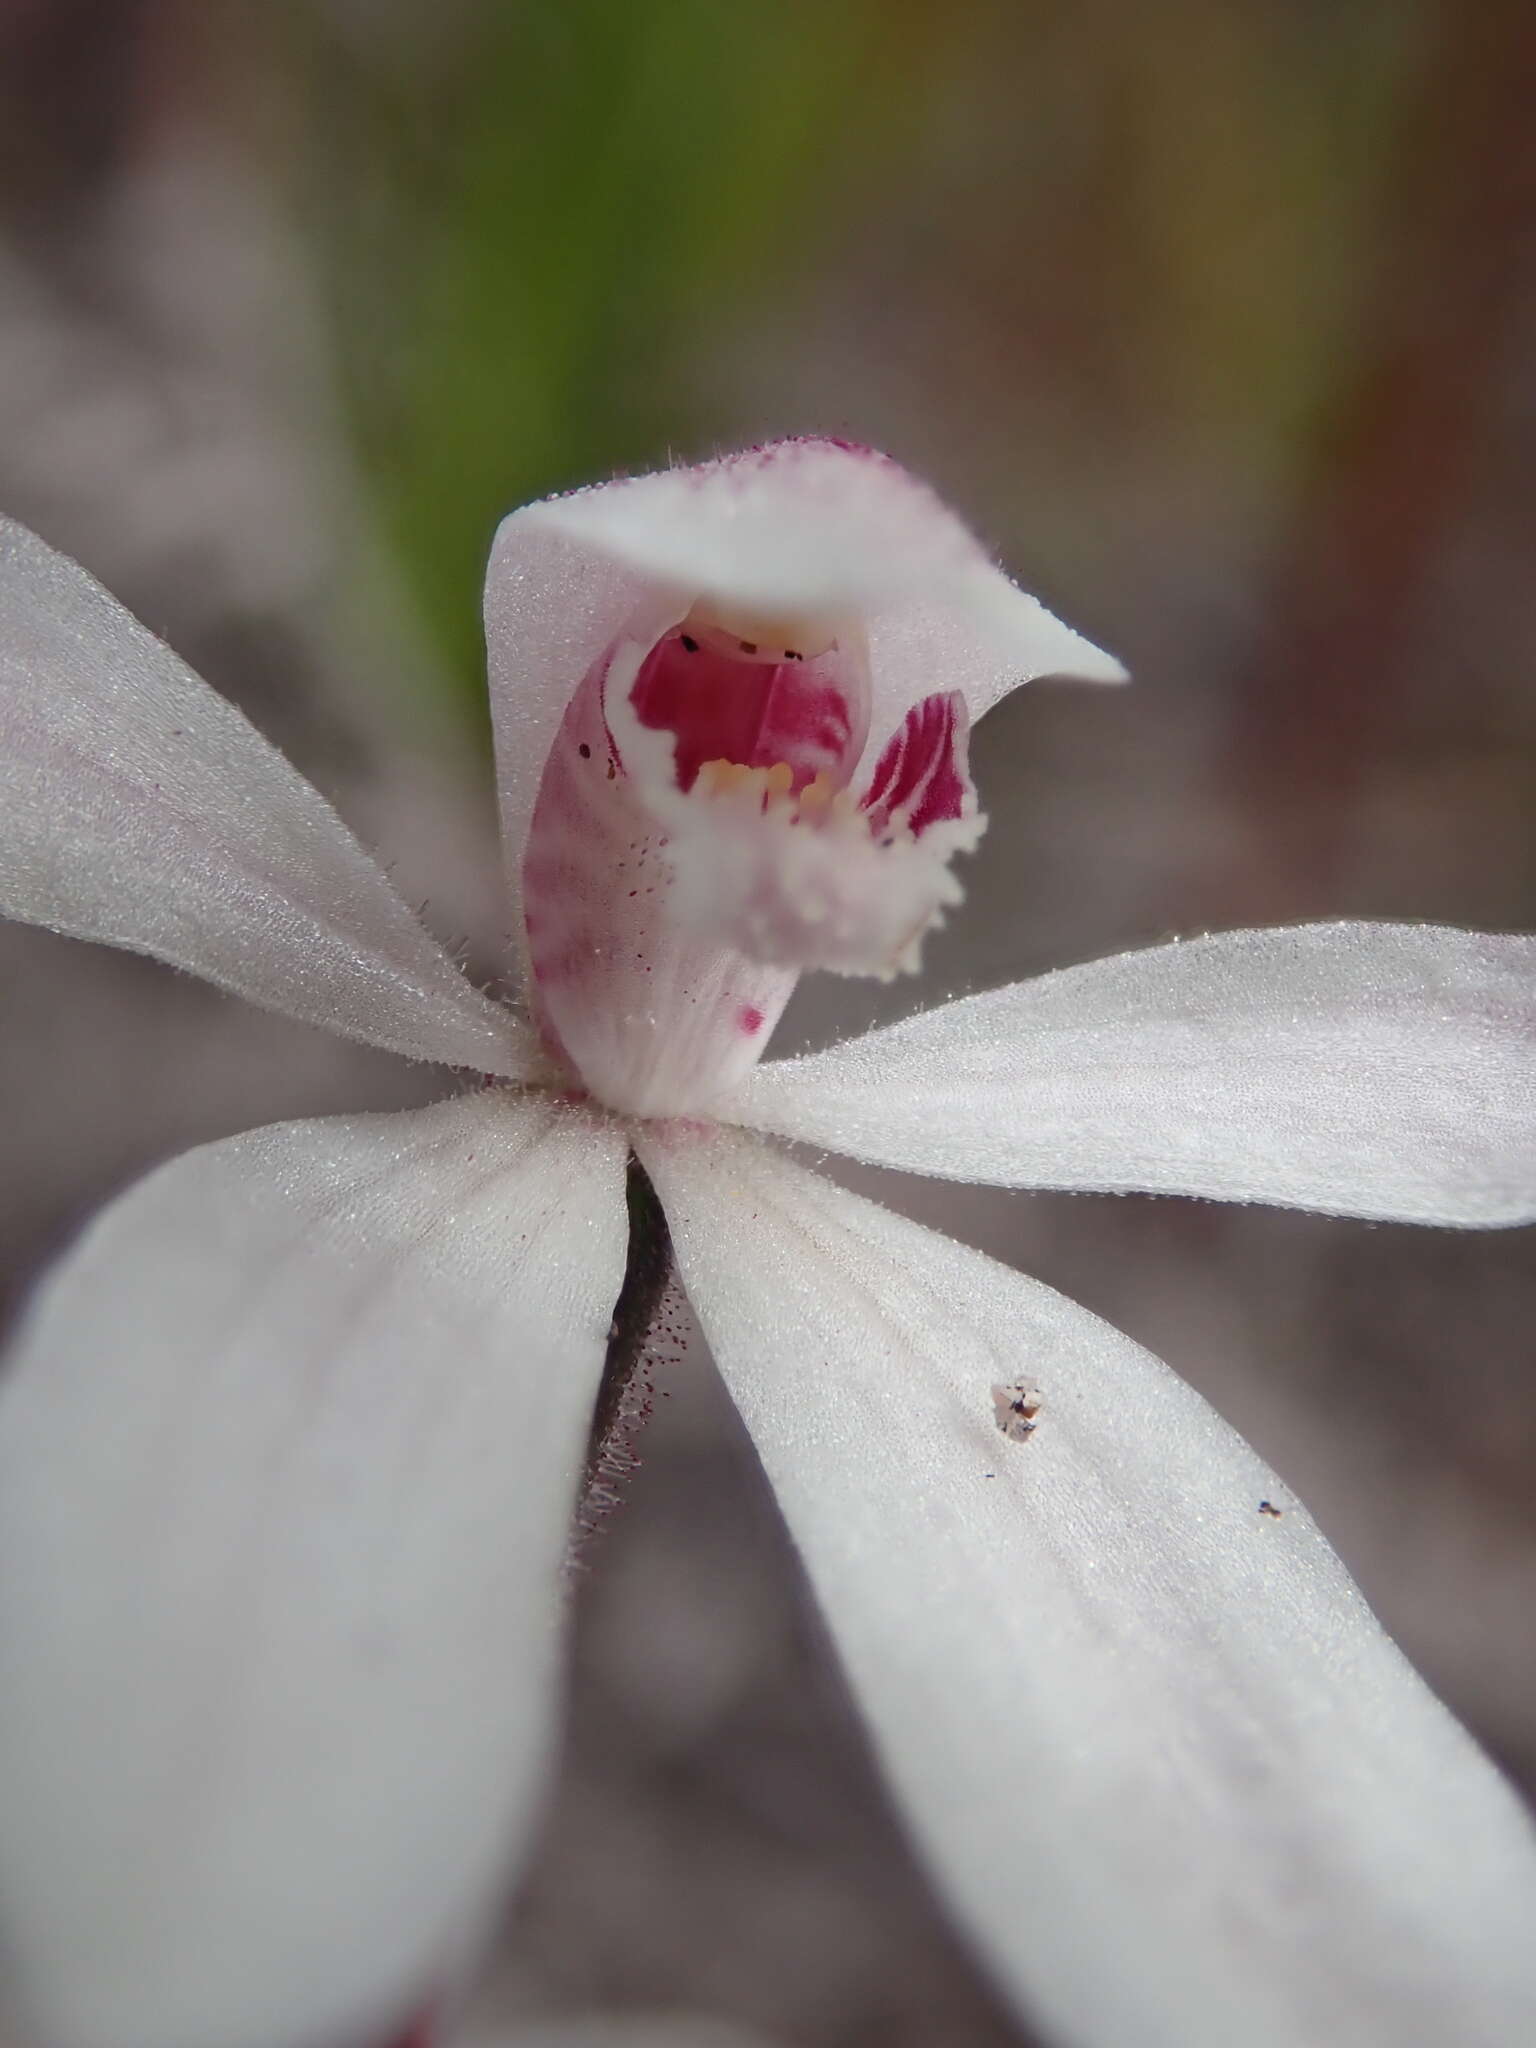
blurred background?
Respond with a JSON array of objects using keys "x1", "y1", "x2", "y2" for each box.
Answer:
[{"x1": 2, "y1": 1, "x2": 1534, "y2": 2043}]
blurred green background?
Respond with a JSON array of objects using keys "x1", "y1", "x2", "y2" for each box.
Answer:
[
  {"x1": 2, "y1": 4, "x2": 1534, "y2": 2045},
  {"x1": 304, "y1": 0, "x2": 1409, "y2": 715},
  {"x1": 9, "y1": 0, "x2": 1529, "y2": 924}
]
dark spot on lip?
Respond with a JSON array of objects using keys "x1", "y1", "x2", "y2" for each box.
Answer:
[
  {"x1": 578, "y1": 742, "x2": 592, "y2": 759},
  {"x1": 680, "y1": 634, "x2": 699, "y2": 653}
]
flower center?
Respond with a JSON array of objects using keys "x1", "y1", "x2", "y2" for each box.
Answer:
[{"x1": 595, "y1": 600, "x2": 984, "y2": 983}]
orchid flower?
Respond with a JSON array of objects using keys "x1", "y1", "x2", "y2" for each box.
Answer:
[{"x1": 0, "y1": 439, "x2": 1533, "y2": 2048}]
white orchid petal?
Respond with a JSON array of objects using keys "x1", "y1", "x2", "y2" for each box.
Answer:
[
  {"x1": 0, "y1": 1091, "x2": 627, "y2": 2048},
  {"x1": 639, "y1": 1125, "x2": 1536, "y2": 2048},
  {"x1": 0, "y1": 519, "x2": 532, "y2": 1075},
  {"x1": 865, "y1": 577, "x2": 1125, "y2": 761},
  {"x1": 486, "y1": 442, "x2": 1121, "y2": 935},
  {"x1": 519, "y1": 440, "x2": 1005, "y2": 619},
  {"x1": 730, "y1": 922, "x2": 1536, "y2": 1225}
]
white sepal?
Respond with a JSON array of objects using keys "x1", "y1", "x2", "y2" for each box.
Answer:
[
  {"x1": 729, "y1": 922, "x2": 1536, "y2": 1225},
  {"x1": 0, "y1": 519, "x2": 532, "y2": 1076},
  {"x1": 0, "y1": 1091, "x2": 627, "y2": 2048},
  {"x1": 639, "y1": 1123, "x2": 1536, "y2": 2048}
]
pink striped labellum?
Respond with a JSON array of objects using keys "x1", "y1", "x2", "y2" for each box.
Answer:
[{"x1": 487, "y1": 439, "x2": 1124, "y2": 1115}]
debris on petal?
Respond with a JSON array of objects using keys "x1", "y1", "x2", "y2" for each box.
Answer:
[{"x1": 991, "y1": 1380, "x2": 1043, "y2": 1442}]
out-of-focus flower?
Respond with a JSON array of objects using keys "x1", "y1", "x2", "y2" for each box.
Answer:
[{"x1": 0, "y1": 441, "x2": 1533, "y2": 2048}]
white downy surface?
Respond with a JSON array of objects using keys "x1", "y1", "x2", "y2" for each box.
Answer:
[
  {"x1": 0, "y1": 517, "x2": 530, "y2": 1076},
  {"x1": 731, "y1": 921, "x2": 1536, "y2": 1224},
  {"x1": 640, "y1": 1122, "x2": 1536, "y2": 2048},
  {"x1": 0, "y1": 1090, "x2": 626, "y2": 2048}
]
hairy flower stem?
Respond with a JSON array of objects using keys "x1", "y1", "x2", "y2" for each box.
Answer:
[{"x1": 570, "y1": 1155, "x2": 672, "y2": 1557}]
